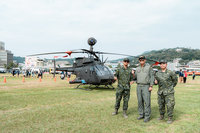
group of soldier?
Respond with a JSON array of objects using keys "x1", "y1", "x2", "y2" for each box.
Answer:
[{"x1": 112, "y1": 56, "x2": 178, "y2": 124}]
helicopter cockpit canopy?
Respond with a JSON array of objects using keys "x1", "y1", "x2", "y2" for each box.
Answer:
[{"x1": 94, "y1": 65, "x2": 112, "y2": 76}]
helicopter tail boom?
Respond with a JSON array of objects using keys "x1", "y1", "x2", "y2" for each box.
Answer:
[{"x1": 56, "y1": 67, "x2": 74, "y2": 72}]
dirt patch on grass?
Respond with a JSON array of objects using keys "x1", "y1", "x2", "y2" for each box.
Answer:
[
  {"x1": 175, "y1": 114, "x2": 194, "y2": 122},
  {"x1": 0, "y1": 102, "x2": 72, "y2": 114}
]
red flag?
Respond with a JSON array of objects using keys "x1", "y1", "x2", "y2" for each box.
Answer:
[{"x1": 63, "y1": 55, "x2": 68, "y2": 58}]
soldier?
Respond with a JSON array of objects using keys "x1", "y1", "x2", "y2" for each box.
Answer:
[
  {"x1": 134, "y1": 56, "x2": 154, "y2": 122},
  {"x1": 112, "y1": 58, "x2": 134, "y2": 118},
  {"x1": 155, "y1": 60, "x2": 178, "y2": 124}
]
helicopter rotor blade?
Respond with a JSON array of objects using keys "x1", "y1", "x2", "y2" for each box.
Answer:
[
  {"x1": 28, "y1": 52, "x2": 68, "y2": 56},
  {"x1": 27, "y1": 51, "x2": 85, "y2": 57},
  {"x1": 95, "y1": 51, "x2": 161, "y2": 65},
  {"x1": 95, "y1": 51, "x2": 160, "y2": 61},
  {"x1": 103, "y1": 57, "x2": 108, "y2": 63},
  {"x1": 95, "y1": 52, "x2": 135, "y2": 57}
]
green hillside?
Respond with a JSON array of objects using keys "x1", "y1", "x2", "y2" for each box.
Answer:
[
  {"x1": 142, "y1": 47, "x2": 200, "y2": 64},
  {"x1": 111, "y1": 47, "x2": 200, "y2": 65},
  {"x1": 13, "y1": 56, "x2": 25, "y2": 63}
]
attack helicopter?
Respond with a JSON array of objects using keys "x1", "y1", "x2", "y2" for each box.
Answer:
[{"x1": 28, "y1": 37, "x2": 159, "y2": 89}]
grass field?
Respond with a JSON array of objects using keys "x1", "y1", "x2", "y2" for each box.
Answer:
[{"x1": 0, "y1": 74, "x2": 200, "y2": 133}]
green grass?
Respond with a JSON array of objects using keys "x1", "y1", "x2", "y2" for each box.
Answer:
[{"x1": 0, "y1": 74, "x2": 200, "y2": 133}]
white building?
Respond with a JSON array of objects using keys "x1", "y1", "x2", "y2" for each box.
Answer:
[
  {"x1": 186, "y1": 60, "x2": 200, "y2": 72},
  {"x1": 25, "y1": 56, "x2": 71, "y2": 69},
  {"x1": 0, "y1": 41, "x2": 13, "y2": 68},
  {"x1": 25, "y1": 56, "x2": 38, "y2": 68},
  {"x1": 0, "y1": 41, "x2": 5, "y2": 50},
  {"x1": 105, "y1": 62, "x2": 120, "y2": 68},
  {"x1": 167, "y1": 58, "x2": 181, "y2": 71},
  {"x1": 168, "y1": 59, "x2": 200, "y2": 72}
]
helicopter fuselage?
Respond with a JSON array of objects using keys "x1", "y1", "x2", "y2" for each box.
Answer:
[{"x1": 57, "y1": 57, "x2": 115, "y2": 85}]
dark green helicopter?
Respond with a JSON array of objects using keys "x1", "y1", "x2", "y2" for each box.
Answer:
[{"x1": 28, "y1": 37, "x2": 159, "y2": 89}]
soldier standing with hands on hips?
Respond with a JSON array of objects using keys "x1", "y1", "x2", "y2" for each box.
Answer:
[
  {"x1": 133, "y1": 56, "x2": 154, "y2": 122},
  {"x1": 112, "y1": 58, "x2": 134, "y2": 118},
  {"x1": 155, "y1": 60, "x2": 178, "y2": 124}
]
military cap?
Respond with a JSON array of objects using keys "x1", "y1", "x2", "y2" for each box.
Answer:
[
  {"x1": 159, "y1": 60, "x2": 167, "y2": 64},
  {"x1": 139, "y1": 55, "x2": 145, "y2": 60},
  {"x1": 123, "y1": 58, "x2": 130, "y2": 62}
]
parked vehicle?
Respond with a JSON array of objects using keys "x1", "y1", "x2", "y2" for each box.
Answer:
[{"x1": 0, "y1": 68, "x2": 6, "y2": 73}]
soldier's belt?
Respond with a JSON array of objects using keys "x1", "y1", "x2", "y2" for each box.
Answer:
[{"x1": 137, "y1": 83, "x2": 150, "y2": 86}]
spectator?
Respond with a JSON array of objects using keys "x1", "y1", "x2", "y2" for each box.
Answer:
[
  {"x1": 26, "y1": 70, "x2": 29, "y2": 77},
  {"x1": 60, "y1": 71, "x2": 65, "y2": 80},
  {"x1": 192, "y1": 72, "x2": 196, "y2": 80},
  {"x1": 67, "y1": 72, "x2": 72, "y2": 81},
  {"x1": 32, "y1": 70, "x2": 35, "y2": 77},
  {"x1": 37, "y1": 69, "x2": 41, "y2": 78},
  {"x1": 41, "y1": 70, "x2": 43, "y2": 78},
  {"x1": 12, "y1": 69, "x2": 15, "y2": 76},
  {"x1": 179, "y1": 69, "x2": 184, "y2": 83},
  {"x1": 17, "y1": 70, "x2": 20, "y2": 77},
  {"x1": 22, "y1": 70, "x2": 26, "y2": 77},
  {"x1": 183, "y1": 71, "x2": 187, "y2": 83}
]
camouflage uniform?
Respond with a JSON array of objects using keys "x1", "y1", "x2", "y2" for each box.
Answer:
[
  {"x1": 135, "y1": 64, "x2": 154, "y2": 120},
  {"x1": 155, "y1": 69, "x2": 178, "y2": 118},
  {"x1": 114, "y1": 66, "x2": 134, "y2": 111}
]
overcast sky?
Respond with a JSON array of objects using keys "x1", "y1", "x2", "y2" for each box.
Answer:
[{"x1": 0, "y1": 0, "x2": 200, "y2": 59}]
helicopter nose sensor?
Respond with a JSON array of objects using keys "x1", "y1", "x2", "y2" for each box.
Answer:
[{"x1": 88, "y1": 37, "x2": 97, "y2": 46}]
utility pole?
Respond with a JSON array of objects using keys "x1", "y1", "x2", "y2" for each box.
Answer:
[{"x1": 53, "y1": 58, "x2": 56, "y2": 78}]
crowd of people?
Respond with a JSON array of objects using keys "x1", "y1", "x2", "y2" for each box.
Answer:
[
  {"x1": 11, "y1": 69, "x2": 44, "y2": 78},
  {"x1": 11, "y1": 68, "x2": 72, "y2": 81},
  {"x1": 60, "y1": 71, "x2": 71, "y2": 80},
  {"x1": 178, "y1": 69, "x2": 196, "y2": 83}
]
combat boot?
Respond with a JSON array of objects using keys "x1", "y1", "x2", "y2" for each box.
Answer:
[
  {"x1": 112, "y1": 109, "x2": 118, "y2": 115},
  {"x1": 123, "y1": 110, "x2": 128, "y2": 118},
  {"x1": 137, "y1": 116, "x2": 144, "y2": 120},
  {"x1": 144, "y1": 118, "x2": 150, "y2": 123},
  {"x1": 157, "y1": 115, "x2": 164, "y2": 120},
  {"x1": 167, "y1": 117, "x2": 173, "y2": 124}
]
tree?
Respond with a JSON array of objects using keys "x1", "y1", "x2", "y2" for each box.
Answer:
[
  {"x1": 117, "y1": 63, "x2": 121, "y2": 68},
  {"x1": 4, "y1": 62, "x2": 18, "y2": 70},
  {"x1": 108, "y1": 65, "x2": 112, "y2": 68}
]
